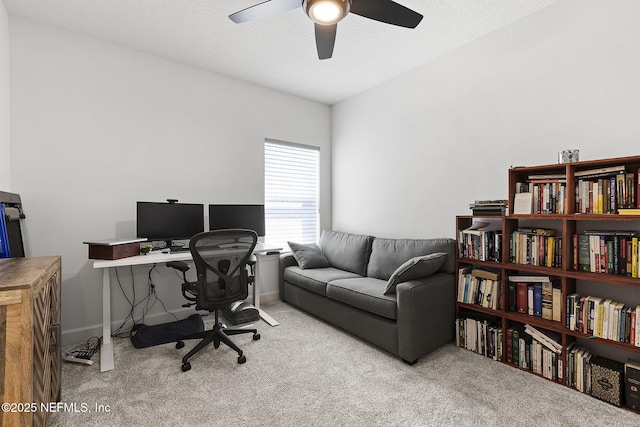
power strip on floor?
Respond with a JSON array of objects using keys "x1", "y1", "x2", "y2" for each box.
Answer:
[{"x1": 63, "y1": 355, "x2": 94, "y2": 366}]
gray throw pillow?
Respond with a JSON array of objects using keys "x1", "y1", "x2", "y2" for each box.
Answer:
[
  {"x1": 384, "y1": 252, "x2": 447, "y2": 295},
  {"x1": 288, "y1": 242, "x2": 330, "y2": 269}
]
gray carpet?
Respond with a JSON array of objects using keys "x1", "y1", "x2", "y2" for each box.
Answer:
[{"x1": 51, "y1": 301, "x2": 639, "y2": 426}]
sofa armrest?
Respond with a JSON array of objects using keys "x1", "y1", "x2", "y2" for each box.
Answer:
[
  {"x1": 279, "y1": 253, "x2": 299, "y2": 297},
  {"x1": 395, "y1": 273, "x2": 456, "y2": 363}
]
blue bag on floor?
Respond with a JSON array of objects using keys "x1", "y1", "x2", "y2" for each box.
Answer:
[{"x1": 130, "y1": 314, "x2": 204, "y2": 349}]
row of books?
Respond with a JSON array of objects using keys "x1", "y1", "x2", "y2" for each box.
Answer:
[
  {"x1": 457, "y1": 315, "x2": 640, "y2": 408},
  {"x1": 572, "y1": 231, "x2": 639, "y2": 277},
  {"x1": 566, "y1": 343, "x2": 593, "y2": 393},
  {"x1": 506, "y1": 324, "x2": 563, "y2": 381},
  {"x1": 457, "y1": 267, "x2": 502, "y2": 310},
  {"x1": 565, "y1": 345, "x2": 632, "y2": 408},
  {"x1": 457, "y1": 226, "x2": 502, "y2": 262},
  {"x1": 574, "y1": 165, "x2": 637, "y2": 214},
  {"x1": 455, "y1": 316, "x2": 502, "y2": 361},
  {"x1": 515, "y1": 176, "x2": 567, "y2": 214},
  {"x1": 507, "y1": 276, "x2": 562, "y2": 322},
  {"x1": 509, "y1": 227, "x2": 562, "y2": 268},
  {"x1": 566, "y1": 294, "x2": 640, "y2": 345},
  {"x1": 567, "y1": 347, "x2": 640, "y2": 409}
]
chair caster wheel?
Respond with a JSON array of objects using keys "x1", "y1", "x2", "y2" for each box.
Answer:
[
  {"x1": 253, "y1": 333, "x2": 261, "y2": 341},
  {"x1": 181, "y1": 362, "x2": 191, "y2": 372},
  {"x1": 238, "y1": 355, "x2": 246, "y2": 364},
  {"x1": 176, "y1": 341, "x2": 185, "y2": 349}
]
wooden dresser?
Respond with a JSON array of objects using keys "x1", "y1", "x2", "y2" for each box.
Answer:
[{"x1": 0, "y1": 256, "x2": 62, "y2": 427}]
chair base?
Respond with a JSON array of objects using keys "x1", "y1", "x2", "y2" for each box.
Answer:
[{"x1": 175, "y1": 313, "x2": 260, "y2": 371}]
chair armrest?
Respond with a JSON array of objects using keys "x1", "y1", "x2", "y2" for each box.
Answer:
[{"x1": 166, "y1": 261, "x2": 190, "y2": 273}]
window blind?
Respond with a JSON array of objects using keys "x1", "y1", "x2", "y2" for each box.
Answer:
[{"x1": 264, "y1": 140, "x2": 319, "y2": 249}]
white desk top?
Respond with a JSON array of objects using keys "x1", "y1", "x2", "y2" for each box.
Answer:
[{"x1": 92, "y1": 242, "x2": 283, "y2": 269}]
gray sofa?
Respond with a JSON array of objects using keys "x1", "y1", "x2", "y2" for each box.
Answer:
[{"x1": 279, "y1": 230, "x2": 456, "y2": 364}]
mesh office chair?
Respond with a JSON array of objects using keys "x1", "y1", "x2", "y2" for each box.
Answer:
[{"x1": 167, "y1": 229, "x2": 260, "y2": 372}]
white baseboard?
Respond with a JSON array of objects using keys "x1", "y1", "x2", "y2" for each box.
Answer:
[{"x1": 259, "y1": 291, "x2": 280, "y2": 305}]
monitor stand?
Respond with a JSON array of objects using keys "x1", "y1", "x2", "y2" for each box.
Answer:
[{"x1": 165, "y1": 240, "x2": 189, "y2": 253}]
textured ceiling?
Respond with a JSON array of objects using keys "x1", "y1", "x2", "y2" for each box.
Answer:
[{"x1": 2, "y1": 0, "x2": 561, "y2": 104}]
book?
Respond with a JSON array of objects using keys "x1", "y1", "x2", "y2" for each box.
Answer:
[
  {"x1": 469, "y1": 200, "x2": 508, "y2": 216},
  {"x1": 524, "y1": 324, "x2": 562, "y2": 353},
  {"x1": 532, "y1": 282, "x2": 542, "y2": 317},
  {"x1": 507, "y1": 281, "x2": 516, "y2": 312},
  {"x1": 513, "y1": 192, "x2": 533, "y2": 214},
  {"x1": 457, "y1": 266, "x2": 472, "y2": 303},
  {"x1": 506, "y1": 327, "x2": 514, "y2": 364},
  {"x1": 462, "y1": 221, "x2": 490, "y2": 235},
  {"x1": 516, "y1": 282, "x2": 528, "y2": 314},
  {"x1": 552, "y1": 286, "x2": 562, "y2": 322},
  {"x1": 566, "y1": 293, "x2": 579, "y2": 330},
  {"x1": 591, "y1": 356, "x2": 625, "y2": 406},
  {"x1": 508, "y1": 275, "x2": 552, "y2": 283},
  {"x1": 618, "y1": 208, "x2": 640, "y2": 215},
  {"x1": 577, "y1": 234, "x2": 590, "y2": 272},
  {"x1": 626, "y1": 358, "x2": 640, "y2": 410},
  {"x1": 574, "y1": 165, "x2": 625, "y2": 178},
  {"x1": 470, "y1": 268, "x2": 501, "y2": 281},
  {"x1": 541, "y1": 280, "x2": 553, "y2": 320}
]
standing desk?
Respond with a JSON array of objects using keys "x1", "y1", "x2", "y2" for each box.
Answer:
[{"x1": 92, "y1": 242, "x2": 282, "y2": 372}]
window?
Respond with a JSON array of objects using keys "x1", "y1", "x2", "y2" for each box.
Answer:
[{"x1": 264, "y1": 139, "x2": 320, "y2": 249}]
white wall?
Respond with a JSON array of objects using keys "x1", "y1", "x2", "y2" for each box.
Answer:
[
  {"x1": 9, "y1": 18, "x2": 331, "y2": 343},
  {"x1": 0, "y1": 3, "x2": 9, "y2": 189},
  {"x1": 332, "y1": 0, "x2": 640, "y2": 239}
]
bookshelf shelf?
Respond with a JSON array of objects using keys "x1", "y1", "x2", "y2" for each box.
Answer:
[{"x1": 456, "y1": 155, "x2": 640, "y2": 413}]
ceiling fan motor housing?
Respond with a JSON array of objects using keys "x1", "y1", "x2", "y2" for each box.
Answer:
[{"x1": 303, "y1": 0, "x2": 351, "y2": 25}]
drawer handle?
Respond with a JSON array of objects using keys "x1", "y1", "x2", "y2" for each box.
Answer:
[{"x1": 50, "y1": 324, "x2": 61, "y2": 352}]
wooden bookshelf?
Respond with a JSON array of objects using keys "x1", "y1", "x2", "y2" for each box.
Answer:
[{"x1": 456, "y1": 155, "x2": 640, "y2": 413}]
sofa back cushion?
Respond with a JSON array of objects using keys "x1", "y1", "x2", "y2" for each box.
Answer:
[
  {"x1": 319, "y1": 230, "x2": 373, "y2": 276},
  {"x1": 367, "y1": 237, "x2": 456, "y2": 280}
]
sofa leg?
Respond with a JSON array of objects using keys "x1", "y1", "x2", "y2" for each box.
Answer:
[{"x1": 402, "y1": 358, "x2": 417, "y2": 365}]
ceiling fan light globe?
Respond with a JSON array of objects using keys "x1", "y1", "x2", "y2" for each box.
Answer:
[{"x1": 304, "y1": 0, "x2": 350, "y2": 25}]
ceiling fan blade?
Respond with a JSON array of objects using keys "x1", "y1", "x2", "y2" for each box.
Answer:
[
  {"x1": 350, "y1": 0, "x2": 423, "y2": 28},
  {"x1": 229, "y1": 0, "x2": 302, "y2": 24},
  {"x1": 315, "y1": 23, "x2": 337, "y2": 60}
]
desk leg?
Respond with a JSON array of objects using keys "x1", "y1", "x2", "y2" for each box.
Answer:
[
  {"x1": 255, "y1": 253, "x2": 279, "y2": 326},
  {"x1": 100, "y1": 268, "x2": 114, "y2": 372}
]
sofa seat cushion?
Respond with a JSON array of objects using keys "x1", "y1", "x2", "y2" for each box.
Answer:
[
  {"x1": 284, "y1": 266, "x2": 362, "y2": 296},
  {"x1": 326, "y1": 278, "x2": 397, "y2": 320}
]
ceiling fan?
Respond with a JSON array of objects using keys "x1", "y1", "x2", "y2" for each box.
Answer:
[{"x1": 229, "y1": 0, "x2": 423, "y2": 60}]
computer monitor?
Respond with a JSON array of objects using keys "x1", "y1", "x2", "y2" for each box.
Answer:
[
  {"x1": 136, "y1": 201, "x2": 204, "y2": 246},
  {"x1": 209, "y1": 204, "x2": 265, "y2": 237}
]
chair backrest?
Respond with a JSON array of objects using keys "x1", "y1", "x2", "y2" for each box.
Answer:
[{"x1": 189, "y1": 229, "x2": 258, "y2": 311}]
